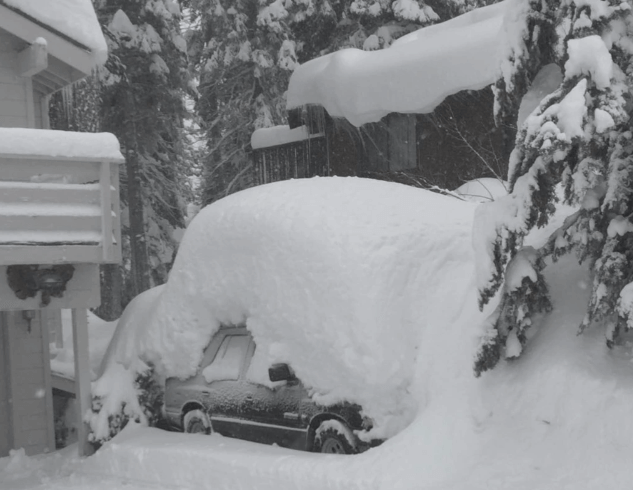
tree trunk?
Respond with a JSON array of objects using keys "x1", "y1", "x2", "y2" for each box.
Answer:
[
  {"x1": 125, "y1": 89, "x2": 151, "y2": 297},
  {"x1": 95, "y1": 264, "x2": 123, "y2": 321},
  {"x1": 126, "y1": 144, "x2": 151, "y2": 297}
]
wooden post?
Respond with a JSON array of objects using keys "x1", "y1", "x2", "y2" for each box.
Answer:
[
  {"x1": 72, "y1": 308, "x2": 93, "y2": 457},
  {"x1": 100, "y1": 161, "x2": 113, "y2": 262}
]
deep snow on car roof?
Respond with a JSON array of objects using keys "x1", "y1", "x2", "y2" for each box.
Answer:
[{"x1": 135, "y1": 177, "x2": 478, "y2": 438}]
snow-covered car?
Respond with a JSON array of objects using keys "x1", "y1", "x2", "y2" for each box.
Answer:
[
  {"x1": 162, "y1": 325, "x2": 375, "y2": 454},
  {"x1": 92, "y1": 176, "x2": 480, "y2": 463}
]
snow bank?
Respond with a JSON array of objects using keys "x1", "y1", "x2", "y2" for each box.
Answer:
[
  {"x1": 4, "y1": 0, "x2": 108, "y2": 66},
  {"x1": 0, "y1": 129, "x2": 124, "y2": 161},
  {"x1": 102, "y1": 177, "x2": 479, "y2": 439},
  {"x1": 286, "y1": 1, "x2": 508, "y2": 126}
]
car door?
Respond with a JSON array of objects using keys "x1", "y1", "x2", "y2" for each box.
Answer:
[
  {"x1": 197, "y1": 329, "x2": 252, "y2": 439},
  {"x1": 238, "y1": 340, "x2": 311, "y2": 450}
]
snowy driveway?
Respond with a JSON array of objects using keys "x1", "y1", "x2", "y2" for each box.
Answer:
[
  {"x1": 2, "y1": 424, "x2": 380, "y2": 490},
  {"x1": 2, "y1": 419, "x2": 633, "y2": 490}
]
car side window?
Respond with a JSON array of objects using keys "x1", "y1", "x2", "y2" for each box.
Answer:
[
  {"x1": 244, "y1": 343, "x2": 286, "y2": 388},
  {"x1": 202, "y1": 334, "x2": 250, "y2": 383}
]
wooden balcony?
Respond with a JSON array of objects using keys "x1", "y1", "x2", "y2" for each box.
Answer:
[{"x1": 0, "y1": 129, "x2": 124, "y2": 266}]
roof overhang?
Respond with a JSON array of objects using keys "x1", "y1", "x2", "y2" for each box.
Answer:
[{"x1": 0, "y1": 4, "x2": 95, "y2": 93}]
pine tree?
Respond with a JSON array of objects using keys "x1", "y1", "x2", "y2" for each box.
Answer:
[
  {"x1": 474, "y1": 0, "x2": 633, "y2": 375},
  {"x1": 95, "y1": 0, "x2": 192, "y2": 304}
]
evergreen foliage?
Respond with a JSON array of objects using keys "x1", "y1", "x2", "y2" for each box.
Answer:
[
  {"x1": 97, "y1": 0, "x2": 192, "y2": 300},
  {"x1": 475, "y1": 0, "x2": 633, "y2": 375},
  {"x1": 50, "y1": 0, "x2": 193, "y2": 316},
  {"x1": 88, "y1": 367, "x2": 164, "y2": 448}
]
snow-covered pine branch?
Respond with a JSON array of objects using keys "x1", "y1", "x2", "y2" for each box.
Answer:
[{"x1": 475, "y1": 0, "x2": 633, "y2": 375}]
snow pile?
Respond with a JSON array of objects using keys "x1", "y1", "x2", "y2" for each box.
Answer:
[
  {"x1": 0, "y1": 129, "x2": 124, "y2": 161},
  {"x1": 89, "y1": 286, "x2": 165, "y2": 441},
  {"x1": 80, "y1": 186, "x2": 633, "y2": 490},
  {"x1": 4, "y1": 0, "x2": 108, "y2": 65},
  {"x1": 99, "y1": 177, "x2": 479, "y2": 439},
  {"x1": 286, "y1": 1, "x2": 508, "y2": 126}
]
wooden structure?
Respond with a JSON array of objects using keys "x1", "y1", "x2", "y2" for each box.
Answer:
[
  {"x1": 252, "y1": 2, "x2": 510, "y2": 190},
  {"x1": 253, "y1": 88, "x2": 506, "y2": 190},
  {"x1": 0, "y1": 1, "x2": 121, "y2": 457}
]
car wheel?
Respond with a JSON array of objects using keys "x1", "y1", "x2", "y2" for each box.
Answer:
[
  {"x1": 313, "y1": 421, "x2": 357, "y2": 454},
  {"x1": 183, "y1": 409, "x2": 211, "y2": 435}
]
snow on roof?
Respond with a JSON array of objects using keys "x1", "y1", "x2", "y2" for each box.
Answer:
[
  {"x1": 101, "y1": 177, "x2": 479, "y2": 439},
  {"x1": 286, "y1": 0, "x2": 509, "y2": 126},
  {"x1": 251, "y1": 125, "x2": 310, "y2": 149},
  {"x1": 2, "y1": 0, "x2": 108, "y2": 66},
  {"x1": 0, "y1": 128, "x2": 124, "y2": 161}
]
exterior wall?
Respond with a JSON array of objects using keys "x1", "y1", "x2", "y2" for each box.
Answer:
[
  {"x1": 416, "y1": 87, "x2": 506, "y2": 189},
  {"x1": 0, "y1": 31, "x2": 28, "y2": 128},
  {"x1": 254, "y1": 136, "x2": 328, "y2": 185},
  {"x1": 33, "y1": 89, "x2": 42, "y2": 129},
  {"x1": 2, "y1": 311, "x2": 55, "y2": 455},
  {"x1": 0, "y1": 320, "x2": 9, "y2": 457}
]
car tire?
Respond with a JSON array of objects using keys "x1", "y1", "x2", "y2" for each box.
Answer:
[
  {"x1": 183, "y1": 409, "x2": 211, "y2": 435},
  {"x1": 313, "y1": 420, "x2": 357, "y2": 454}
]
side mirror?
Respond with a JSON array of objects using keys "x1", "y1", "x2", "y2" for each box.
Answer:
[{"x1": 268, "y1": 363, "x2": 293, "y2": 382}]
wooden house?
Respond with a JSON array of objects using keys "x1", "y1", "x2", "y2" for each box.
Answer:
[
  {"x1": 0, "y1": 0, "x2": 122, "y2": 457},
  {"x1": 252, "y1": 1, "x2": 510, "y2": 190}
]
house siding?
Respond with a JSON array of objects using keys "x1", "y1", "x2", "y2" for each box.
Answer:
[
  {"x1": 0, "y1": 34, "x2": 28, "y2": 128},
  {"x1": 4, "y1": 311, "x2": 55, "y2": 455},
  {"x1": 0, "y1": 320, "x2": 10, "y2": 457}
]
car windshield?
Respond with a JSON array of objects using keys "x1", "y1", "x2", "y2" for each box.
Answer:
[{"x1": 202, "y1": 335, "x2": 250, "y2": 382}]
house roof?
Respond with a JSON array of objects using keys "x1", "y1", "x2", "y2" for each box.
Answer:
[
  {"x1": 286, "y1": 0, "x2": 509, "y2": 127},
  {"x1": 0, "y1": 0, "x2": 107, "y2": 66}
]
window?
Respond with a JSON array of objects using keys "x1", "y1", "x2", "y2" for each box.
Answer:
[{"x1": 202, "y1": 335, "x2": 250, "y2": 383}]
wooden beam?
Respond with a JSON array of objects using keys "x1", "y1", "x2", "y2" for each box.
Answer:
[
  {"x1": 99, "y1": 162, "x2": 113, "y2": 261},
  {"x1": 17, "y1": 42, "x2": 48, "y2": 77},
  {"x1": 39, "y1": 310, "x2": 56, "y2": 453},
  {"x1": 51, "y1": 373, "x2": 75, "y2": 395},
  {"x1": 24, "y1": 77, "x2": 35, "y2": 128},
  {"x1": 72, "y1": 308, "x2": 93, "y2": 457},
  {"x1": 0, "y1": 245, "x2": 109, "y2": 266},
  {"x1": 110, "y1": 164, "x2": 122, "y2": 262}
]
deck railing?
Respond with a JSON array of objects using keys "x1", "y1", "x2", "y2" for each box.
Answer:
[{"x1": 0, "y1": 151, "x2": 122, "y2": 265}]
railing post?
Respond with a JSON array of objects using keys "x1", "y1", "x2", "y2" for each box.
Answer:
[
  {"x1": 99, "y1": 161, "x2": 113, "y2": 262},
  {"x1": 72, "y1": 308, "x2": 93, "y2": 457}
]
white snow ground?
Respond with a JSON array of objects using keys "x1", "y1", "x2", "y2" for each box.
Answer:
[{"x1": 3, "y1": 178, "x2": 633, "y2": 490}]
